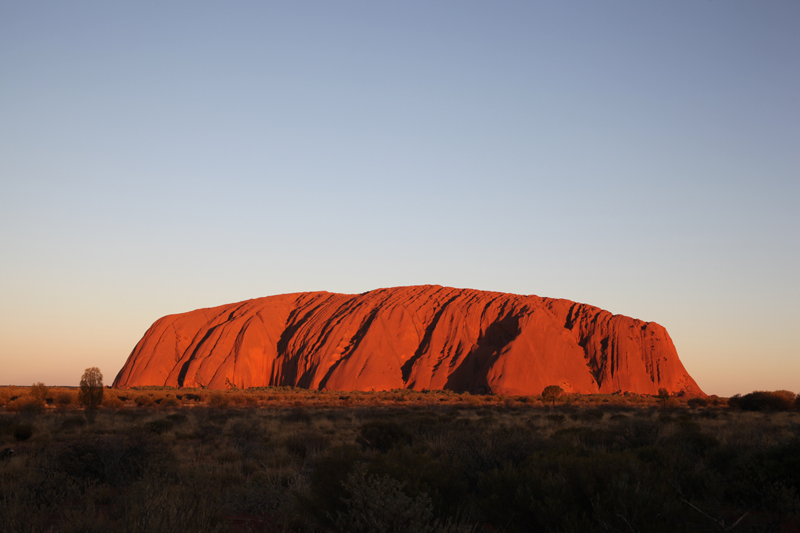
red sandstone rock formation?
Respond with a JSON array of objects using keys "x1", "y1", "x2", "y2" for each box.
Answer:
[{"x1": 113, "y1": 286, "x2": 703, "y2": 396}]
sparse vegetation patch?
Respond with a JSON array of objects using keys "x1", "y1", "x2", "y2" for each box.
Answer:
[{"x1": 1, "y1": 385, "x2": 798, "y2": 531}]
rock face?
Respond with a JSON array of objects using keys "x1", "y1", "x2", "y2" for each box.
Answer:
[{"x1": 113, "y1": 285, "x2": 703, "y2": 396}]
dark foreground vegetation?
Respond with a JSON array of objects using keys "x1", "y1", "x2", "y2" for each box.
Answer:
[{"x1": 1, "y1": 386, "x2": 799, "y2": 532}]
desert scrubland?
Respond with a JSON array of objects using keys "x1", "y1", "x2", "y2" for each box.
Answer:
[{"x1": 1, "y1": 386, "x2": 799, "y2": 532}]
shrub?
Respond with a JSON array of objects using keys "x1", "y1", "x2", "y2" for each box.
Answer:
[
  {"x1": 121, "y1": 471, "x2": 225, "y2": 532},
  {"x1": 166, "y1": 413, "x2": 188, "y2": 424},
  {"x1": 145, "y1": 419, "x2": 175, "y2": 435},
  {"x1": 13, "y1": 423, "x2": 34, "y2": 441},
  {"x1": 730, "y1": 390, "x2": 796, "y2": 411},
  {"x1": 242, "y1": 394, "x2": 259, "y2": 407},
  {"x1": 570, "y1": 408, "x2": 605, "y2": 422},
  {"x1": 281, "y1": 408, "x2": 311, "y2": 424},
  {"x1": 357, "y1": 420, "x2": 412, "y2": 452},
  {"x1": 181, "y1": 393, "x2": 203, "y2": 402},
  {"x1": 6, "y1": 395, "x2": 45, "y2": 415},
  {"x1": 30, "y1": 382, "x2": 49, "y2": 403},
  {"x1": 161, "y1": 396, "x2": 180, "y2": 408},
  {"x1": 665, "y1": 397, "x2": 681, "y2": 407},
  {"x1": 365, "y1": 444, "x2": 470, "y2": 518},
  {"x1": 55, "y1": 390, "x2": 76, "y2": 408},
  {"x1": 706, "y1": 395, "x2": 722, "y2": 406},
  {"x1": 103, "y1": 393, "x2": 125, "y2": 409},
  {"x1": 773, "y1": 390, "x2": 797, "y2": 408},
  {"x1": 208, "y1": 392, "x2": 232, "y2": 409},
  {"x1": 61, "y1": 415, "x2": 87, "y2": 431},
  {"x1": 54, "y1": 435, "x2": 175, "y2": 485},
  {"x1": 728, "y1": 394, "x2": 742, "y2": 409},
  {"x1": 0, "y1": 415, "x2": 12, "y2": 435},
  {"x1": 617, "y1": 418, "x2": 660, "y2": 448},
  {"x1": 285, "y1": 431, "x2": 332, "y2": 459},
  {"x1": 687, "y1": 397, "x2": 709, "y2": 408},
  {"x1": 462, "y1": 394, "x2": 482, "y2": 407},
  {"x1": 336, "y1": 467, "x2": 438, "y2": 533},
  {"x1": 541, "y1": 385, "x2": 564, "y2": 406},
  {"x1": 228, "y1": 392, "x2": 247, "y2": 407},
  {"x1": 656, "y1": 387, "x2": 671, "y2": 406},
  {"x1": 306, "y1": 444, "x2": 365, "y2": 524},
  {"x1": 134, "y1": 395, "x2": 155, "y2": 408},
  {"x1": 150, "y1": 393, "x2": 168, "y2": 405}
]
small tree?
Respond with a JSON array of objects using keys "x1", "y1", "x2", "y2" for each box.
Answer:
[
  {"x1": 657, "y1": 387, "x2": 670, "y2": 407},
  {"x1": 79, "y1": 367, "x2": 104, "y2": 421},
  {"x1": 542, "y1": 385, "x2": 564, "y2": 406},
  {"x1": 30, "y1": 382, "x2": 49, "y2": 403}
]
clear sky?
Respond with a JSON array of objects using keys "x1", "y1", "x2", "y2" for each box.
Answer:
[{"x1": 1, "y1": 1, "x2": 797, "y2": 396}]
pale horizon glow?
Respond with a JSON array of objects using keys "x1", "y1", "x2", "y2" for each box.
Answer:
[{"x1": 1, "y1": 2, "x2": 798, "y2": 396}]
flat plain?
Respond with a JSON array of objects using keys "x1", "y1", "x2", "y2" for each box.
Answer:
[{"x1": 1, "y1": 386, "x2": 799, "y2": 532}]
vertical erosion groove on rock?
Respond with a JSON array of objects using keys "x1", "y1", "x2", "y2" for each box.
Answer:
[{"x1": 113, "y1": 285, "x2": 704, "y2": 396}]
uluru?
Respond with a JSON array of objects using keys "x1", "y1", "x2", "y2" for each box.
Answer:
[{"x1": 113, "y1": 285, "x2": 703, "y2": 396}]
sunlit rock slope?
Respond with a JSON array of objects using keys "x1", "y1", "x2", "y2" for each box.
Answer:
[{"x1": 113, "y1": 285, "x2": 703, "y2": 396}]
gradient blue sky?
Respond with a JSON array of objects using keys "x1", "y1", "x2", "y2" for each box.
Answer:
[{"x1": 1, "y1": 1, "x2": 797, "y2": 396}]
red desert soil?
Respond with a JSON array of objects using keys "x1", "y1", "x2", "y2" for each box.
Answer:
[{"x1": 113, "y1": 285, "x2": 703, "y2": 396}]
